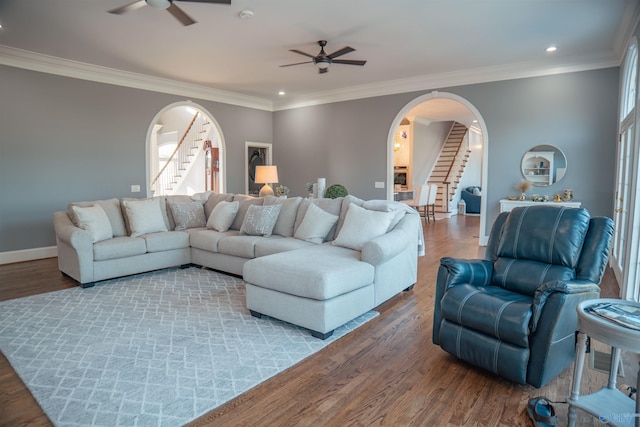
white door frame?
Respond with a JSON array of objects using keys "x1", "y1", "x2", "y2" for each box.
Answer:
[{"x1": 387, "y1": 91, "x2": 490, "y2": 244}]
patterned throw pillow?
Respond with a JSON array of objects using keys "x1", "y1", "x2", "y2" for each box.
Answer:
[
  {"x1": 168, "y1": 202, "x2": 207, "y2": 231},
  {"x1": 240, "y1": 204, "x2": 281, "y2": 237}
]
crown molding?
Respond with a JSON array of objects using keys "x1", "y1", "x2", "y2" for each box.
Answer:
[
  {"x1": 272, "y1": 53, "x2": 620, "y2": 111},
  {"x1": 0, "y1": 44, "x2": 621, "y2": 114},
  {"x1": 0, "y1": 45, "x2": 273, "y2": 111}
]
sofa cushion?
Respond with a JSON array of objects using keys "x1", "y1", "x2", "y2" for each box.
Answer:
[
  {"x1": 168, "y1": 201, "x2": 206, "y2": 231},
  {"x1": 263, "y1": 196, "x2": 302, "y2": 237},
  {"x1": 206, "y1": 200, "x2": 239, "y2": 232},
  {"x1": 332, "y1": 204, "x2": 395, "y2": 251},
  {"x1": 440, "y1": 284, "x2": 533, "y2": 348},
  {"x1": 121, "y1": 198, "x2": 169, "y2": 237},
  {"x1": 217, "y1": 235, "x2": 266, "y2": 258},
  {"x1": 142, "y1": 231, "x2": 190, "y2": 253},
  {"x1": 204, "y1": 193, "x2": 235, "y2": 218},
  {"x1": 254, "y1": 237, "x2": 315, "y2": 257},
  {"x1": 230, "y1": 195, "x2": 263, "y2": 230},
  {"x1": 93, "y1": 236, "x2": 147, "y2": 261},
  {"x1": 68, "y1": 198, "x2": 127, "y2": 237},
  {"x1": 243, "y1": 245, "x2": 374, "y2": 301},
  {"x1": 240, "y1": 204, "x2": 281, "y2": 237},
  {"x1": 70, "y1": 204, "x2": 113, "y2": 243},
  {"x1": 190, "y1": 229, "x2": 239, "y2": 252},
  {"x1": 497, "y1": 206, "x2": 590, "y2": 268},
  {"x1": 294, "y1": 202, "x2": 339, "y2": 244}
]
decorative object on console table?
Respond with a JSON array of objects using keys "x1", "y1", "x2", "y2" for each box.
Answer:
[
  {"x1": 316, "y1": 178, "x2": 326, "y2": 198},
  {"x1": 515, "y1": 179, "x2": 533, "y2": 200},
  {"x1": 324, "y1": 184, "x2": 349, "y2": 199},
  {"x1": 275, "y1": 185, "x2": 289, "y2": 198},
  {"x1": 564, "y1": 189, "x2": 574, "y2": 201},
  {"x1": 255, "y1": 165, "x2": 279, "y2": 197}
]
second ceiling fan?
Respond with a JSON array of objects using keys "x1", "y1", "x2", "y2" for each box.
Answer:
[
  {"x1": 108, "y1": 0, "x2": 231, "y2": 26},
  {"x1": 281, "y1": 40, "x2": 367, "y2": 74}
]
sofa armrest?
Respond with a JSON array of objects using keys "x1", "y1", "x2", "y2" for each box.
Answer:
[
  {"x1": 53, "y1": 211, "x2": 92, "y2": 251},
  {"x1": 361, "y1": 228, "x2": 409, "y2": 266}
]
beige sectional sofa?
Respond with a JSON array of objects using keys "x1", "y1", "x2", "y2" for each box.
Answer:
[{"x1": 53, "y1": 192, "x2": 422, "y2": 338}]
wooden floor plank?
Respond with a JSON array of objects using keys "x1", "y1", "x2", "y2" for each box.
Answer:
[{"x1": 0, "y1": 215, "x2": 627, "y2": 426}]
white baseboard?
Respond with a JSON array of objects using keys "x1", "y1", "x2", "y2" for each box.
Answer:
[{"x1": 0, "y1": 246, "x2": 58, "y2": 265}]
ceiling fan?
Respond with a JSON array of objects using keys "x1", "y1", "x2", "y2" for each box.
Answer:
[
  {"x1": 108, "y1": 0, "x2": 231, "y2": 26},
  {"x1": 280, "y1": 40, "x2": 367, "y2": 74}
]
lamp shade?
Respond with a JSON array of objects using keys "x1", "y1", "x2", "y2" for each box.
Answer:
[{"x1": 254, "y1": 165, "x2": 278, "y2": 184}]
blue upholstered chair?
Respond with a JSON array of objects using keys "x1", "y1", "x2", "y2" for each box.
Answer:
[
  {"x1": 432, "y1": 206, "x2": 613, "y2": 387},
  {"x1": 461, "y1": 186, "x2": 481, "y2": 213}
]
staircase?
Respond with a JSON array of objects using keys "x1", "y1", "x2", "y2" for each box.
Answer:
[
  {"x1": 151, "y1": 112, "x2": 211, "y2": 196},
  {"x1": 427, "y1": 122, "x2": 470, "y2": 212}
]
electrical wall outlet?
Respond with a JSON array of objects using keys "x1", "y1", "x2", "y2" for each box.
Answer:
[
  {"x1": 375, "y1": 181, "x2": 385, "y2": 189},
  {"x1": 131, "y1": 185, "x2": 141, "y2": 193}
]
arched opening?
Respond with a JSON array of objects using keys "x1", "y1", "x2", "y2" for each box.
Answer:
[
  {"x1": 145, "y1": 101, "x2": 225, "y2": 197},
  {"x1": 387, "y1": 91, "x2": 489, "y2": 244}
]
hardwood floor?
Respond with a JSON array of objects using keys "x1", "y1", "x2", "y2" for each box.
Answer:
[{"x1": 0, "y1": 215, "x2": 627, "y2": 426}]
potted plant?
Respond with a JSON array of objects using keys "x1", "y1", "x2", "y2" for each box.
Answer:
[{"x1": 324, "y1": 184, "x2": 349, "y2": 199}]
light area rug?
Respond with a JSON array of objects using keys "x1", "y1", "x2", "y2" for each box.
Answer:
[{"x1": 0, "y1": 267, "x2": 377, "y2": 427}]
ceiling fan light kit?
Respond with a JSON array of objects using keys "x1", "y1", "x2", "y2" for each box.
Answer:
[{"x1": 281, "y1": 40, "x2": 367, "y2": 74}]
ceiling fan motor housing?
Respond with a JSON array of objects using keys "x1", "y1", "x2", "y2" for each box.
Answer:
[{"x1": 146, "y1": 0, "x2": 171, "y2": 9}]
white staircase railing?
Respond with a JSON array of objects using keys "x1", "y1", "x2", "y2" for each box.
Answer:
[{"x1": 151, "y1": 112, "x2": 211, "y2": 196}]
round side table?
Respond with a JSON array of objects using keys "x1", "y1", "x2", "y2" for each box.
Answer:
[{"x1": 568, "y1": 298, "x2": 640, "y2": 427}]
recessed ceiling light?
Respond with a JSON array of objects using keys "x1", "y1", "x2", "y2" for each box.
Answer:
[
  {"x1": 546, "y1": 46, "x2": 557, "y2": 53},
  {"x1": 278, "y1": 90, "x2": 286, "y2": 96}
]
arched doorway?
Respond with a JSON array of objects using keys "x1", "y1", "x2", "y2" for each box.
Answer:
[
  {"x1": 388, "y1": 92, "x2": 489, "y2": 244},
  {"x1": 145, "y1": 101, "x2": 225, "y2": 197}
]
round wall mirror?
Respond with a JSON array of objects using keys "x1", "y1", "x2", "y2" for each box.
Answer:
[{"x1": 521, "y1": 144, "x2": 567, "y2": 187}]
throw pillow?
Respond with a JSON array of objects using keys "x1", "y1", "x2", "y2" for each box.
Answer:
[
  {"x1": 68, "y1": 198, "x2": 127, "y2": 237},
  {"x1": 230, "y1": 195, "x2": 264, "y2": 230},
  {"x1": 122, "y1": 198, "x2": 168, "y2": 237},
  {"x1": 333, "y1": 203, "x2": 395, "y2": 251},
  {"x1": 240, "y1": 204, "x2": 281, "y2": 237},
  {"x1": 294, "y1": 202, "x2": 339, "y2": 244},
  {"x1": 206, "y1": 200, "x2": 239, "y2": 232},
  {"x1": 473, "y1": 187, "x2": 481, "y2": 196},
  {"x1": 264, "y1": 195, "x2": 303, "y2": 237},
  {"x1": 169, "y1": 201, "x2": 207, "y2": 231},
  {"x1": 70, "y1": 204, "x2": 113, "y2": 243}
]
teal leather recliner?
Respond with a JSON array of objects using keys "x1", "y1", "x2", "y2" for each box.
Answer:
[{"x1": 432, "y1": 206, "x2": 614, "y2": 387}]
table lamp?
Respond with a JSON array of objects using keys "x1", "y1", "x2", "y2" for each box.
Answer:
[{"x1": 255, "y1": 165, "x2": 279, "y2": 197}]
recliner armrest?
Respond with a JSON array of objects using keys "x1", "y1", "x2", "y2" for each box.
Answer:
[
  {"x1": 530, "y1": 279, "x2": 600, "y2": 332},
  {"x1": 433, "y1": 257, "x2": 493, "y2": 344}
]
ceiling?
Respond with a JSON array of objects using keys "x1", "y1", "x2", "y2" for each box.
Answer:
[{"x1": 0, "y1": 0, "x2": 637, "y2": 112}]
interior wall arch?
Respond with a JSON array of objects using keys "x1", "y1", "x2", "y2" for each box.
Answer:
[
  {"x1": 387, "y1": 91, "x2": 490, "y2": 244},
  {"x1": 145, "y1": 101, "x2": 226, "y2": 197}
]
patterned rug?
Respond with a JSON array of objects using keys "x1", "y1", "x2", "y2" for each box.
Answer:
[{"x1": 0, "y1": 267, "x2": 377, "y2": 427}]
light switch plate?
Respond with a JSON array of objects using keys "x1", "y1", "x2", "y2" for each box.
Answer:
[
  {"x1": 375, "y1": 181, "x2": 385, "y2": 189},
  {"x1": 131, "y1": 185, "x2": 141, "y2": 193}
]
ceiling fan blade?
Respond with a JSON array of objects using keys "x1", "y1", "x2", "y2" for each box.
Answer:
[
  {"x1": 108, "y1": 0, "x2": 147, "y2": 15},
  {"x1": 177, "y1": 0, "x2": 231, "y2": 3},
  {"x1": 289, "y1": 49, "x2": 316, "y2": 59},
  {"x1": 332, "y1": 59, "x2": 367, "y2": 66},
  {"x1": 167, "y1": 3, "x2": 196, "y2": 26},
  {"x1": 318, "y1": 67, "x2": 329, "y2": 74},
  {"x1": 280, "y1": 61, "x2": 314, "y2": 67},
  {"x1": 327, "y1": 46, "x2": 355, "y2": 59}
]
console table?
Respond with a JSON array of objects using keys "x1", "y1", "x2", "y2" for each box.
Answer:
[
  {"x1": 499, "y1": 199, "x2": 581, "y2": 212},
  {"x1": 568, "y1": 299, "x2": 640, "y2": 427}
]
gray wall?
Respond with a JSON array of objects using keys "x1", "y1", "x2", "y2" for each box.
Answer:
[
  {"x1": 0, "y1": 65, "x2": 272, "y2": 252},
  {"x1": 0, "y1": 64, "x2": 619, "y2": 253},
  {"x1": 274, "y1": 67, "x2": 620, "y2": 236}
]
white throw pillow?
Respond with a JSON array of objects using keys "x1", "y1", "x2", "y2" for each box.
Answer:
[
  {"x1": 71, "y1": 204, "x2": 113, "y2": 243},
  {"x1": 240, "y1": 204, "x2": 281, "y2": 236},
  {"x1": 122, "y1": 198, "x2": 168, "y2": 237},
  {"x1": 294, "y1": 202, "x2": 339, "y2": 244},
  {"x1": 207, "y1": 200, "x2": 239, "y2": 232},
  {"x1": 332, "y1": 203, "x2": 395, "y2": 250},
  {"x1": 168, "y1": 201, "x2": 206, "y2": 231}
]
